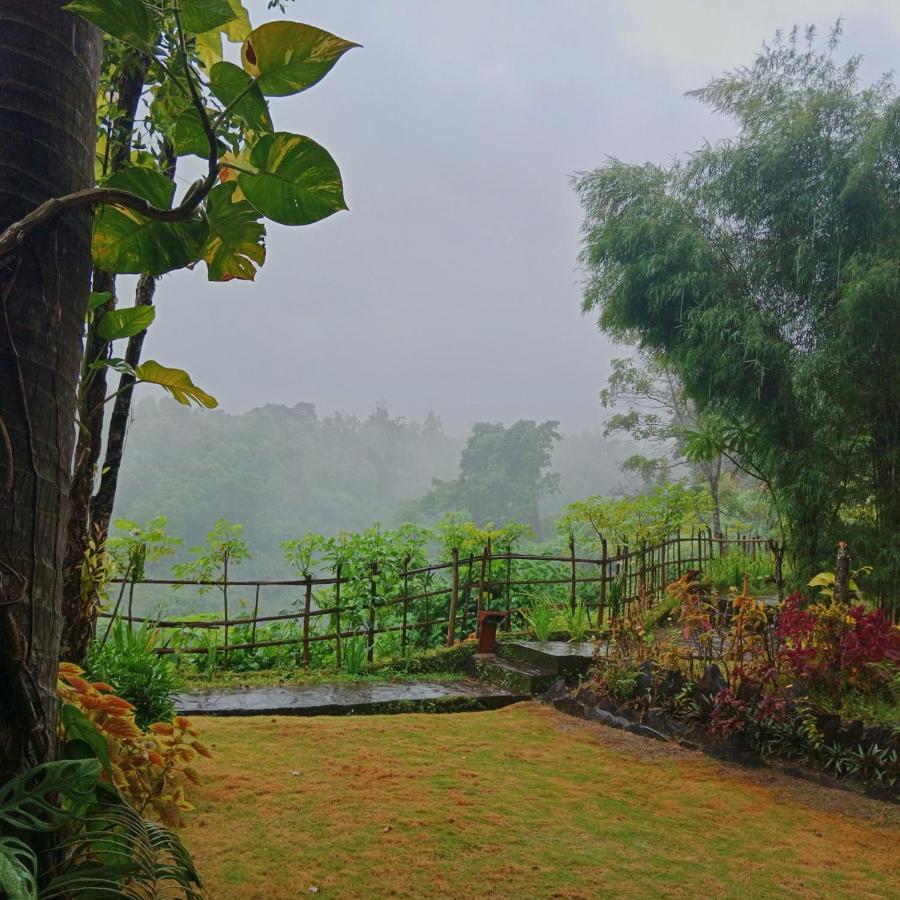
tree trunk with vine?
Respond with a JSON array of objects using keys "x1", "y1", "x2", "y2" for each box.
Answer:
[{"x1": 0, "y1": 0, "x2": 102, "y2": 779}]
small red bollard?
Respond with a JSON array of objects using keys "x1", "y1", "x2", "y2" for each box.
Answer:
[{"x1": 476, "y1": 610, "x2": 509, "y2": 654}]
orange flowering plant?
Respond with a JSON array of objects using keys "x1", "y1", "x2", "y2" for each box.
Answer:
[{"x1": 57, "y1": 662, "x2": 210, "y2": 828}]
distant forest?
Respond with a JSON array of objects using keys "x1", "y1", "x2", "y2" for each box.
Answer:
[{"x1": 112, "y1": 399, "x2": 635, "y2": 577}]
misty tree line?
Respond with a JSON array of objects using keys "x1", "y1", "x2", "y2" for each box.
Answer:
[{"x1": 112, "y1": 398, "x2": 637, "y2": 576}]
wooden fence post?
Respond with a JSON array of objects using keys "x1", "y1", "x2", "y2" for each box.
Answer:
[
  {"x1": 222, "y1": 552, "x2": 230, "y2": 666},
  {"x1": 368, "y1": 563, "x2": 377, "y2": 664},
  {"x1": 476, "y1": 542, "x2": 489, "y2": 626},
  {"x1": 302, "y1": 575, "x2": 312, "y2": 666},
  {"x1": 569, "y1": 535, "x2": 577, "y2": 613},
  {"x1": 504, "y1": 552, "x2": 513, "y2": 630},
  {"x1": 334, "y1": 563, "x2": 343, "y2": 669},
  {"x1": 250, "y1": 584, "x2": 261, "y2": 646},
  {"x1": 835, "y1": 542, "x2": 851, "y2": 605},
  {"x1": 401, "y1": 557, "x2": 409, "y2": 653},
  {"x1": 446, "y1": 548, "x2": 460, "y2": 647},
  {"x1": 598, "y1": 537, "x2": 608, "y2": 628}
]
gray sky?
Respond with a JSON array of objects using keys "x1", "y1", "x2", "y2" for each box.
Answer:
[{"x1": 136, "y1": 0, "x2": 900, "y2": 434}]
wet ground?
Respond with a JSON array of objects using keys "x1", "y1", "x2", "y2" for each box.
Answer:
[{"x1": 176, "y1": 679, "x2": 527, "y2": 717}]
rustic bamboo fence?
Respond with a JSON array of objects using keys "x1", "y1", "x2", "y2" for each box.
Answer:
[{"x1": 100, "y1": 531, "x2": 779, "y2": 661}]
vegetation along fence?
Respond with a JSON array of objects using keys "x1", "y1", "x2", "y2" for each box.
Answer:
[{"x1": 99, "y1": 532, "x2": 781, "y2": 665}]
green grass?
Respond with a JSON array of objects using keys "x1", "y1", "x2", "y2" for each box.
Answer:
[{"x1": 182, "y1": 704, "x2": 900, "y2": 899}]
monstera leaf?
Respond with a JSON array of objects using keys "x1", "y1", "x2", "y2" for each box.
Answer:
[
  {"x1": 238, "y1": 132, "x2": 346, "y2": 226},
  {"x1": 203, "y1": 182, "x2": 266, "y2": 281},
  {"x1": 135, "y1": 361, "x2": 218, "y2": 408},
  {"x1": 241, "y1": 21, "x2": 358, "y2": 96},
  {"x1": 92, "y1": 167, "x2": 209, "y2": 275}
]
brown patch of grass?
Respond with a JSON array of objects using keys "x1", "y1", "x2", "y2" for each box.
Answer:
[{"x1": 183, "y1": 703, "x2": 900, "y2": 899}]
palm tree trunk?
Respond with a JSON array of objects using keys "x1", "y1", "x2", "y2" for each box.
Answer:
[{"x1": 0, "y1": 0, "x2": 102, "y2": 779}]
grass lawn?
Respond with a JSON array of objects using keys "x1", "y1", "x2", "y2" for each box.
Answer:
[{"x1": 182, "y1": 703, "x2": 900, "y2": 899}]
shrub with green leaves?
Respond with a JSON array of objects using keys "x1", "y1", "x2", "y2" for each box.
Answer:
[{"x1": 86, "y1": 619, "x2": 182, "y2": 727}]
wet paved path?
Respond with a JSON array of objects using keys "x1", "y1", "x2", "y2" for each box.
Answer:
[{"x1": 176, "y1": 679, "x2": 527, "y2": 717}]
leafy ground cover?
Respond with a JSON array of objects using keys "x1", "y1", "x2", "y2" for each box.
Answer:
[{"x1": 181, "y1": 703, "x2": 899, "y2": 899}]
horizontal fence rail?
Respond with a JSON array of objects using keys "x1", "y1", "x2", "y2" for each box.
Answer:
[{"x1": 100, "y1": 531, "x2": 782, "y2": 662}]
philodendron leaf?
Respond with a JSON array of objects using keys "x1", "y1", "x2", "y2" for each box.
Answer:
[
  {"x1": 238, "y1": 132, "x2": 346, "y2": 226},
  {"x1": 209, "y1": 61, "x2": 273, "y2": 132},
  {"x1": 0, "y1": 759, "x2": 100, "y2": 832},
  {"x1": 0, "y1": 836, "x2": 36, "y2": 900},
  {"x1": 63, "y1": 0, "x2": 155, "y2": 49},
  {"x1": 180, "y1": 0, "x2": 236, "y2": 34},
  {"x1": 135, "y1": 361, "x2": 218, "y2": 408},
  {"x1": 203, "y1": 182, "x2": 266, "y2": 281},
  {"x1": 97, "y1": 304, "x2": 156, "y2": 341},
  {"x1": 172, "y1": 107, "x2": 213, "y2": 158},
  {"x1": 241, "y1": 21, "x2": 359, "y2": 96},
  {"x1": 92, "y1": 167, "x2": 209, "y2": 276}
]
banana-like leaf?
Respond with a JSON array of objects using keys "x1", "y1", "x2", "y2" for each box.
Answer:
[
  {"x1": 203, "y1": 182, "x2": 266, "y2": 281},
  {"x1": 241, "y1": 21, "x2": 358, "y2": 96},
  {"x1": 63, "y1": 0, "x2": 155, "y2": 49},
  {"x1": 0, "y1": 836, "x2": 36, "y2": 900},
  {"x1": 0, "y1": 759, "x2": 100, "y2": 833},
  {"x1": 97, "y1": 305, "x2": 156, "y2": 341},
  {"x1": 239, "y1": 132, "x2": 346, "y2": 226},
  {"x1": 92, "y1": 167, "x2": 209, "y2": 276},
  {"x1": 180, "y1": 0, "x2": 235, "y2": 34},
  {"x1": 135, "y1": 361, "x2": 218, "y2": 408}
]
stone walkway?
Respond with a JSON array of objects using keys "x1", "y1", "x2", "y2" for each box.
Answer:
[{"x1": 176, "y1": 679, "x2": 527, "y2": 717}]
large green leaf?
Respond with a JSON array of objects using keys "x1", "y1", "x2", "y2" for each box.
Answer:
[
  {"x1": 0, "y1": 836, "x2": 36, "y2": 900},
  {"x1": 60, "y1": 704, "x2": 112, "y2": 770},
  {"x1": 238, "y1": 132, "x2": 346, "y2": 226},
  {"x1": 180, "y1": 0, "x2": 235, "y2": 34},
  {"x1": 97, "y1": 304, "x2": 155, "y2": 341},
  {"x1": 0, "y1": 759, "x2": 100, "y2": 833},
  {"x1": 241, "y1": 22, "x2": 358, "y2": 97},
  {"x1": 92, "y1": 167, "x2": 208, "y2": 276},
  {"x1": 135, "y1": 361, "x2": 218, "y2": 408},
  {"x1": 203, "y1": 182, "x2": 266, "y2": 281},
  {"x1": 63, "y1": 0, "x2": 155, "y2": 49},
  {"x1": 172, "y1": 107, "x2": 213, "y2": 158},
  {"x1": 210, "y1": 61, "x2": 273, "y2": 132}
]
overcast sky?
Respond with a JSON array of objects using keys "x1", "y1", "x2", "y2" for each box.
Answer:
[{"x1": 135, "y1": 0, "x2": 900, "y2": 434}]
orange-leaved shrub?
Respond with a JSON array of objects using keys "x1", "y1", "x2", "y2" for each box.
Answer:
[{"x1": 57, "y1": 661, "x2": 211, "y2": 827}]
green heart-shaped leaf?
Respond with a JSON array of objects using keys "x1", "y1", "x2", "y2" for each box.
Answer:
[
  {"x1": 238, "y1": 132, "x2": 346, "y2": 226},
  {"x1": 180, "y1": 0, "x2": 235, "y2": 34},
  {"x1": 210, "y1": 61, "x2": 273, "y2": 132},
  {"x1": 97, "y1": 304, "x2": 156, "y2": 341},
  {"x1": 241, "y1": 21, "x2": 358, "y2": 97},
  {"x1": 63, "y1": 0, "x2": 155, "y2": 49},
  {"x1": 92, "y1": 167, "x2": 209, "y2": 275}
]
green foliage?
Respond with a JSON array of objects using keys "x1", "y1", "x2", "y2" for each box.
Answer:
[
  {"x1": 202, "y1": 181, "x2": 266, "y2": 281},
  {"x1": 173, "y1": 518, "x2": 251, "y2": 588},
  {"x1": 86, "y1": 619, "x2": 182, "y2": 727},
  {"x1": 561, "y1": 482, "x2": 707, "y2": 549},
  {"x1": 108, "y1": 516, "x2": 181, "y2": 582},
  {"x1": 562, "y1": 599, "x2": 591, "y2": 642},
  {"x1": 133, "y1": 360, "x2": 219, "y2": 408},
  {"x1": 413, "y1": 420, "x2": 560, "y2": 535},
  {"x1": 240, "y1": 21, "x2": 359, "y2": 96},
  {"x1": 341, "y1": 635, "x2": 369, "y2": 676},
  {"x1": 575, "y1": 26, "x2": 900, "y2": 595},
  {"x1": 523, "y1": 596, "x2": 555, "y2": 642},
  {"x1": 0, "y1": 757, "x2": 201, "y2": 898},
  {"x1": 703, "y1": 549, "x2": 773, "y2": 594},
  {"x1": 237, "y1": 132, "x2": 347, "y2": 226}
]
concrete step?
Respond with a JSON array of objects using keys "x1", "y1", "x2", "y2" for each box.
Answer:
[
  {"x1": 498, "y1": 640, "x2": 596, "y2": 677},
  {"x1": 467, "y1": 654, "x2": 559, "y2": 695}
]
